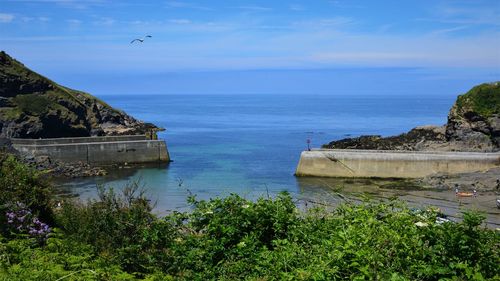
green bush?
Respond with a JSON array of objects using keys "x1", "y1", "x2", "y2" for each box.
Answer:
[
  {"x1": 0, "y1": 154, "x2": 53, "y2": 233},
  {"x1": 167, "y1": 197, "x2": 499, "y2": 280},
  {"x1": 55, "y1": 182, "x2": 174, "y2": 274},
  {"x1": 168, "y1": 192, "x2": 299, "y2": 279},
  {"x1": 13, "y1": 94, "x2": 52, "y2": 116},
  {"x1": 0, "y1": 230, "x2": 136, "y2": 281},
  {"x1": 456, "y1": 82, "x2": 500, "y2": 118},
  {"x1": 0, "y1": 157, "x2": 499, "y2": 280}
]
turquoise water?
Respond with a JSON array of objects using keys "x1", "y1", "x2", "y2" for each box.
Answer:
[{"x1": 60, "y1": 94, "x2": 456, "y2": 212}]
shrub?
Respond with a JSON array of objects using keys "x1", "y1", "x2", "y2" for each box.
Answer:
[
  {"x1": 55, "y1": 182, "x2": 168, "y2": 274},
  {"x1": 1, "y1": 157, "x2": 499, "y2": 280},
  {"x1": 0, "y1": 154, "x2": 53, "y2": 234}
]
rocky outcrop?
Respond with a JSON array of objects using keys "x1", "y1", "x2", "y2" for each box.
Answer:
[
  {"x1": 0, "y1": 51, "x2": 161, "y2": 139},
  {"x1": 324, "y1": 126, "x2": 447, "y2": 151},
  {"x1": 324, "y1": 82, "x2": 500, "y2": 152},
  {"x1": 445, "y1": 82, "x2": 500, "y2": 151}
]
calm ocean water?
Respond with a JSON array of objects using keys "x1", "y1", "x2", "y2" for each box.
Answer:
[{"x1": 60, "y1": 94, "x2": 456, "y2": 212}]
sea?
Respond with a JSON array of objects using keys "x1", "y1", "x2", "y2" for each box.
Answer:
[{"x1": 59, "y1": 94, "x2": 457, "y2": 213}]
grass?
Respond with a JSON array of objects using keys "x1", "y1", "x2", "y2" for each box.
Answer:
[
  {"x1": 13, "y1": 94, "x2": 52, "y2": 116},
  {"x1": 456, "y1": 82, "x2": 500, "y2": 118}
]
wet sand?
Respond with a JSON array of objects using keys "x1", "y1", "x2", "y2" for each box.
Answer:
[{"x1": 297, "y1": 177, "x2": 500, "y2": 228}]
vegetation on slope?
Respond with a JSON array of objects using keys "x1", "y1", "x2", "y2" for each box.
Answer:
[
  {"x1": 0, "y1": 51, "x2": 158, "y2": 138},
  {"x1": 0, "y1": 153, "x2": 499, "y2": 280},
  {"x1": 455, "y1": 82, "x2": 500, "y2": 118}
]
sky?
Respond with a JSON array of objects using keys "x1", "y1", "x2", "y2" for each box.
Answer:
[{"x1": 1, "y1": 0, "x2": 499, "y2": 95}]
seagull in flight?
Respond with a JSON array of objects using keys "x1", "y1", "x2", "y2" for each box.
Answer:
[{"x1": 130, "y1": 35, "x2": 152, "y2": 44}]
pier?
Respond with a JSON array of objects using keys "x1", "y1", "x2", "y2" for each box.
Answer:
[
  {"x1": 295, "y1": 149, "x2": 500, "y2": 178},
  {"x1": 10, "y1": 135, "x2": 170, "y2": 165}
]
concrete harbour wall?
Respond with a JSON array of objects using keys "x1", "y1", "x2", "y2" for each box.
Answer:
[
  {"x1": 11, "y1": 135, "x2": 170, "y2": 165},
  {"x1": 295, "y1": 149, "x2": 500, "y2": 178},
  {"x1": 11, "y1": 135, "x2": 147, "y2": 145}
]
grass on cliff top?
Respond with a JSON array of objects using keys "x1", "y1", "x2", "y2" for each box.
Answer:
[
  {"x1": 0, "y1": 51, "x2": 47, "y2": 86},
  {"x1": 456, "y1": 82, "x2": 500, "y2": 118},
  {"x1": 1, "y1": 51, "x2": 119, "y2": 115},
  {"x1": 1, "y1": 50, "x2": 138, "y2": 138}
]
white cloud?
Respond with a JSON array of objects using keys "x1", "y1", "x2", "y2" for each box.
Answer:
[
  {"x1": 0, "y1": 13, "x2": 15, "y2": 23},
  {"x1": 419, "y1": 4, "x2": 500, "y2": 26},
  {"x1": 292, "y1": 17, "x2": 356, "y2": 29},
  {"x1": 304, "y1": 32, "x2": 500, "y2": 68},
  {"x1": 168, "y1": 19, "x2": 191, "y2": 25},
  {"x1": 429, "y1": 25, "x2": 469, "y2": 36},
  {"x1": 93, "y1": 17, "x2": 114, "y2": 26},
  {"x1": 5, "y1": 0, "x2": 107, "y2": 10},
  {"x1": 290, "y1": 4, "x2": 304, "y2": 11},
  {"x1": 165, "y1": 1, "x2": 213, "y2": 11},
  {"x1": 311, "y1": 52, "x2": 429, "y2": 62},
  {"x1": 67, "y1": 19, "x2": 82, "y2": 25},
  {"x1": 17, "y1": 16, "x2": 51, "y2": 23},
  {"x1": 236, "y1": 6, "x2": 272, "y2": 11},
  {"x1": 328, "y1": 1, "x2": 365, "y2": 9}
]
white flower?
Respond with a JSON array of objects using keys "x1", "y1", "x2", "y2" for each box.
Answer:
[{"x1": 415, "y1": 221, "x2": 428, "y2": 227}]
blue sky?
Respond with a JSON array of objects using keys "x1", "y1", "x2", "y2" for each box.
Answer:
[{"x1": 1, "y1": 0, "x2": 499, "y2": 95}]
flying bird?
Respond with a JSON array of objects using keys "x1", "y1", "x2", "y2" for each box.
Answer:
[{"x1": 130, "y1": 35, "x2": 152, "y2": 44}]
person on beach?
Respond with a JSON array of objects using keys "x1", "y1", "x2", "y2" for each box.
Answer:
[
  {"x1": 496, "y1": 179, "x2": 499, "y2": 191},
  {"x1": 455, "y1": 184, "x2": 459, "y2": 196}
]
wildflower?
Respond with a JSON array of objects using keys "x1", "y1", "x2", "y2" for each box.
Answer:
[{"x1": 4, "y1": 206, "x2": 51, "y2": 240}]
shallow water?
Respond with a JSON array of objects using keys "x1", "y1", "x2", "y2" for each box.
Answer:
[{"x1": 55, "y1": 94, "x2": 499, "y2": 226}]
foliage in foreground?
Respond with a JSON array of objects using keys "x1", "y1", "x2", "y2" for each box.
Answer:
[{"x1": 0, "y1": 155, "x2": 499, "y2": 280}]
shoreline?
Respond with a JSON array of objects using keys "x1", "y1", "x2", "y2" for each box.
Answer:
[{"x1": 296, "y1": 176, "x2": 500, "y2": 228}]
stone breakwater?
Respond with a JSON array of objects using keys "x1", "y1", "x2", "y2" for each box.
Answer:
[
  {"x1": 295, "y1": 149, "x2": 500, "y2": 178},
  {"x1": 11, "y1": 135, "x2": 170, "y2": 166}
]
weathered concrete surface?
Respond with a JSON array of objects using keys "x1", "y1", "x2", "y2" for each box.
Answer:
[
  {"x1": 295, "y1": 149, "x2": 500, "y2": 178},
  {"x1": 11, "y1": 135, "x2": 147, "y2": 145},
  {"x1": 11, "y1": 135, "x2": 170, "y2": 165}
]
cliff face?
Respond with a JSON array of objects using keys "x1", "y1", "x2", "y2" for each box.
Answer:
[
  {"x1": 0, "y1": 51, "x2": 160, "y2": 139},
  {"x1": 324, "y1": 82, "x2": 500, "y2": 152},
  {"x1": 445, "y1": 83, "x2": 500, "y2": 151}
]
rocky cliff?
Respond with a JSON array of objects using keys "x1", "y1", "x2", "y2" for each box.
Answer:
[
  {"x1": 0, "y1": 51, "x2": 160, "y2": 138},
  {"x1": 324, "y1": 82, "x2": 500, "y2": 152},
  {"x1": 445, "y1": 82, "x2": 500, "y2": 151}
]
